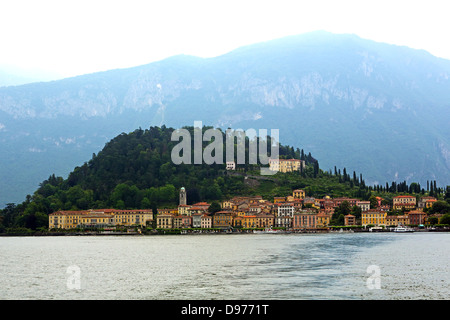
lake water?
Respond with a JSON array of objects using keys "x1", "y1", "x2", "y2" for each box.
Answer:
[{"x1": 0, "y1": 232, "x2": 449, "y2": 300}]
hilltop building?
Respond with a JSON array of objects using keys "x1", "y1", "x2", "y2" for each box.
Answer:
[{"x1": 269, "y1": 158, "x2": 305, "y2": 173}]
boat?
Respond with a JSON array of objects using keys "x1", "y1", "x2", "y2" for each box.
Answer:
[
  {"x1": 393, "y1": 225, "x2": 415, "y2": 233},
  {"x1": 253, "y1": 228, "x2": 285, "y2": 234}
]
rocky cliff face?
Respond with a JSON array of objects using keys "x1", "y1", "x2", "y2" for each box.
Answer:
[{"x1": 0, "y1": 31, "x2": 449, "y2": 205}]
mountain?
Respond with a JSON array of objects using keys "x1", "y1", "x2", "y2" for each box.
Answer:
[{"x1": 1, "y1": 30, "x2": 449, "y2": 206}]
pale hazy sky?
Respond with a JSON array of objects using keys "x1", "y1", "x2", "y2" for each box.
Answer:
[{"x1": 1, "y1": 0, "x2": 449, "y2": 78}]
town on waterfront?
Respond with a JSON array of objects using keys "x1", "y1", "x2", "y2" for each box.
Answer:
[
  {"x1": 45, "y1": 159, "x2": 450, "y2": 234},
  {"x1": 3, "y1": 155, "x2": 449, "y2": 236},
  {"x1": 48, "y1": 184, "x2": 449, "y2": 235}
]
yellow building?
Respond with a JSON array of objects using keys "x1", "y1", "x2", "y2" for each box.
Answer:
[
  {"x1": 221, "y1": 200, "x2": 234, "y2": 209},
  {"x1": 426, "y1": 199, "x2": 437, "y2": 209},
  {"x1": 362, "y1": 210, "x2": 387, "y2": 227},
  {"x1": 273, "y1": 197, "x2": 286, "y2": 204},
  {"x1": 393, "y1": 196, "x2": 416, "y2": 211},
  {"x1": 316, "y1": 211, "x2": 331, "y2": 228},
  {"x1": 242, "y1": 215, "x2": 257, "y2": 228},
  {"x1": 386, "y1": 215, "x2": 410, "y2": 226},
  {"x1": 49, "y1": 211, "x2": 86, "y2": 229},
  {"x1": 79, "y1": 212, "x2": 114, "y2": 228},
  {"x1": 177, "y1": 205, "x2": 191, "y2": 215},
  {"x1": 269, "y1": 159, "x2": 305, "y2": 173},
  {"x1": 293, "y1": 189, "x2": 305, "y2": 200},
  {"x1": 213, "y1": 211, "x2": 233, "y2": 228},
  {"x1": 158, "y1": 208, "x2": 178, "y2": 215},
  {"x1": 49, "y1": 209, "x2": 155, "y2": 230},
  {"x1": 256, "y1": 215, "x2": 274, "y2": 228},
  {"x1": 114, "y1": 209, "x2": 154, "y2": 227},
  {"x1": 156, "y1": 213, "x2": 173, "y2": 229}
]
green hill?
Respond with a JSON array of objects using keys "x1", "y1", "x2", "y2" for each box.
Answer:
[{"x1": 1, "y1": 124, "x2": 447, "y2": 232}]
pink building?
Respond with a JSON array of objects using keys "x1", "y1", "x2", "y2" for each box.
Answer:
[{"x1": 293, "y1": 212, "x2": 317, "y2": 229}]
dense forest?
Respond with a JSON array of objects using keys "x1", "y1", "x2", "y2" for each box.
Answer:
[{"x1": 1, "y1": 125, "x2": 449, "y2": 232}]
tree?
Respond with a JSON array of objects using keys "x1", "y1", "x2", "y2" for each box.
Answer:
[
  {"x1": 445, "y1": 186, "x2": 450, "y2": 204},
  {"x1": 331, "y1": 201, "x2": 351, "y2": 225},
  {"x1": 428, "y1": 201, "x2": 450, "y2": 215},
  {"x1": 427, "y1": 216, "x2": 438, "y2": 225},
  {"x1": 351, "y1": 205, "x2": 362, "y2": 219},
  {"x1": 440, "y1": 214, "x2": 450, "y2": 225},
  {"x1": 369, "y1": 195, "x2": 378, "y2": 209},
  {"x1": 208, "y1": 201, "x2": 221, "y2": 214}
]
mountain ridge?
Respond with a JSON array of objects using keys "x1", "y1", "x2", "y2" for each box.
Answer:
[{"x1": 0, "y1": 31, "x2": 449, "y2": 206}]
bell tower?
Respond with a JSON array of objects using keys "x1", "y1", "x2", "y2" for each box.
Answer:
[{"x1": 179, "y1": 187, "x2": 187, "y2": 205}]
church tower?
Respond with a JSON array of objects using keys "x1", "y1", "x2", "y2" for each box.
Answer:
[{"x1": 179, "y1": 187, "x2": 187, "y2": 205}]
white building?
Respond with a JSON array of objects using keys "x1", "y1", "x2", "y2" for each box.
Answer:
[
  {"x1": 226, "y1": 161, "x2": 236, "y2": 170},
  {"x1": 356, "y1": 201, "x2": 371, "y2": 212},
  {"x1": 277, "y1": 203, "x2": 295, "y2": 217}
]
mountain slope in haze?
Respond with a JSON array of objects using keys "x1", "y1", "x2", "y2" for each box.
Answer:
[{"x1": 0, "y1": 30, "x2": 449, "y2": 206}]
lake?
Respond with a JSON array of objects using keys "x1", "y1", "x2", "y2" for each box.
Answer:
[{"x1": 0, "y1": 232, "x2": 449, "y2": 300}]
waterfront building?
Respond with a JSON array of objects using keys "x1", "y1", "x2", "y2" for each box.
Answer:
[
  {"x1": 293, "y1": 212, "x2": 317, "y2": 229},
  {"x1": 233, "y1": 216, "x2": 243, "y2": 228},
  {"x1": 242, "y1": 215, "x2": 257, "y2": 228},
  {"x1": 173, "y1": 215, "x2": 192, "y2": 229},
  {"x1": 361, "y1": 209, "x2": 387, "y2": 227},
  {"x1": 256, "y1": 215, "x2": 274, "y2": 228},
  {"x1": 156, "y1": 213, "x2": 173, "y2": 229},
  {"x1": 212, "y1": 211, "x2": 233, "y2": 229},
  {"x1": 192, "y1": 213, "x2": 203, "y2": 228},
  {"x1": 344, "y1": 214, "x2": 356, "y2": 226},
  {"x1": 408, "y1": 210, "x2": 427, "y2": 225},
  {"x1": 49, "y1": 210, "x2": 85, "y2": 230},
  {"x1": 49, "y1": 209, "x2": 153, "y2": 230},
  {"x1": 386, "y1": 215, "x2": 410, "y2": 226},
  {"x1": 317, "y1": 211, "x2": 331, "y2": 228},
  {"x1": 113, "y1": 209, "x2": 154, "y2": 227},
  {"x1": 201, "y1": 214, "x2": 212, "y2": 229},
  {"x1": 276, "y1": 215, "x2": 292, "y2": 228}
]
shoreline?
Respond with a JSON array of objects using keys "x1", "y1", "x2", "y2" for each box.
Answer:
[{"x1": 1, "y1": 227, "x2": 448, "y2": 237}]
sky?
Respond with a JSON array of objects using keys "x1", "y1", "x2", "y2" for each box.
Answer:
[{"x1": 1, "y1": 0, "x2": 450, "y2": 80}]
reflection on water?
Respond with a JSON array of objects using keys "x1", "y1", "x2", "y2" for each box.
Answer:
[{"x1": 0, "y1": 233, "x2": 448, "y2": 299}]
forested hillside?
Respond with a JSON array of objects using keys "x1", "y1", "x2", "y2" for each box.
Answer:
[{"x1": 0, "y1": 125, "x2": 448, "y2": 232}]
